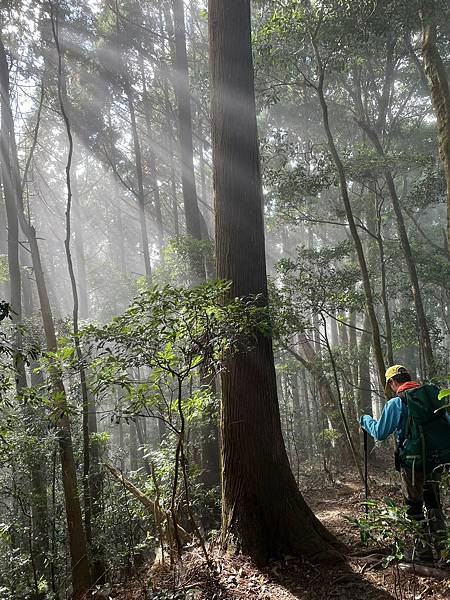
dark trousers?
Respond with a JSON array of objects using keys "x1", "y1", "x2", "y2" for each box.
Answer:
[{"x1": 400, "y1": 467, "x2": 442, "y2": 520}]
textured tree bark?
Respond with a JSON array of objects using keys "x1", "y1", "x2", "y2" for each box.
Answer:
[
  {"x1": 209, "y1": 0, "x2": 344, "y2": 564},
  {"x1": 421, "y1": 0, "x2": 450, "y2": 249}
]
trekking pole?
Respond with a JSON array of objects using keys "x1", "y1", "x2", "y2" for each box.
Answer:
[{"x1": 363, "y1": 430, "x2": 369, "y2": 515}]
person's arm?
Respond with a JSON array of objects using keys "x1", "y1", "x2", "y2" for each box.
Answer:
[{"x1": 360, "y1": 398, "x2": 403, "y2": 441}]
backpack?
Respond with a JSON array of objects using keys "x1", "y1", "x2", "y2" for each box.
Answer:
[{"x1": 399, "y1": 383, "x2": 450, "y2": 479}]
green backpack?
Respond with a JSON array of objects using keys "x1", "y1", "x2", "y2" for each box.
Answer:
[{"x1": 399, "y1": 384, "x2": 450, "y2": 479}]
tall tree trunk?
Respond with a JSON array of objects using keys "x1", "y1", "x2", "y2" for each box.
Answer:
[
  {"x1": 125, "y1": 81, "x2": 152, "y2": 281},
  {"x1": 0, "y1": 37, "x2": 27, "y2": 393},
  {"x1": 311, "y1": 39, "x2": 386, "y2": 388},
  {"x1": 51, "y1": 10, "x2": 106, "y2": 583},
  {"x1": 71, "y1": 152, "x2": 89, "y2": 319},
  {"x1": 140, "y1": 58, "x2": 164, "y2": 256},
  {"x1": 1, "y1": 29, "x2": 91, "y2": 595},
  {"x1": 359, "y1": 123, "x2": 435, "y2": 377},
  {"x1": 130, "y1": 420, "x2": 138, "y2": 472},
  {"x1": 421, "y1": 0, "x2": 450, "y2": 248},
  {"x1": 368, "y1": 201, "x2": 394, "y2": 365},
  {"x1": 357, "y1": 314, "x2": 374, "y2": 456},
  {"x1": 170, "y1": 0, "x2": 202, "y2": 242},
  {"x1": 209, "y1": 0, "x2": 343, "y2": 564},
  {"x1": 301, "y1": 369, "x2": 314, "y2": 457}
]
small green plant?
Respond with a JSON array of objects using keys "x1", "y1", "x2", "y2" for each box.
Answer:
[{"x1": 349, "y1": 499, "x2": 426, "y2": 566}]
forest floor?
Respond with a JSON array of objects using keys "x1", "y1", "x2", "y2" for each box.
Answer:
[{"x1": 110, "y1": 457, "x2": 450, "y2": 600}]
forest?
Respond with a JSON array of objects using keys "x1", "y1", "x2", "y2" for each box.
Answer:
[{"x1": 1, "y1": 0, "x2": 450, "y2": 599}]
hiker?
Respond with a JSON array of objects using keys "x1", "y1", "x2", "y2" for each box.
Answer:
[{"x1": 359, "y1": 365, "x2": 450, "y2": 562}]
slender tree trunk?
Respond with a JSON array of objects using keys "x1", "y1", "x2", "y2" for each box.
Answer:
[
  {"x1": 301, "y1": 369, "x2": 314, "y2": 457},
  {"x1": 421, "y1": 0, "x2": 450, "y2": 248},
  {"x1": 290, "y1": 371, "x2": 304, "y2": 470},
  {"x1": 140, "y1": 58, "x2": 164, "y2": 255},
  {"x1": 359, "y1": 124, "x2": 435, "y2": 377},
  {"x1": 124, "y1": 82, "x2": 152, "y2": 281},
  {"x1": 0, "y1": 37, "x2": 27, "y2": 393},
  {"x1": 130, "y1": 421, "x2": 138, "y2": 472},
  {"x1": 357, "y1": 314, "x2": 374, "y2": 456},
  {"x1": 52, "y1": 11, "x2": 107, "y2": 583},
  {"x1": 169, "y1": 0, "x2": 202, "y2": 242},
  {"x1": 2, "y1": 26, "x2": 91, "y2": 596},
  {"x1": 330, "y1": 312, "x2": 339, "y2": 348},
  {"x1": 160, "y1": 12, "x2": 180, "y2": 239},
  {"x1": 71, "y1": 153, "x2": 89, "y2": 319},
  {"x1": 368, "y1": 201, "x2": 394, "y2": 365},
  {"x1": 311, "y1": 38, "x2": 386, "y2": 388},
  {"x1": 209, "y1": 0, "x2": 344, "y2": 564},
  {"x1": 27, "y1": 304, "x2": 50, "y2": 581}
]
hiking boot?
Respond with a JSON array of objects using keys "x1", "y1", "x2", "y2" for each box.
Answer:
[
  {"x1": 403, "y1": 543, "x2": 434, "y2": 563},
  {"x1": 412, "y1": 546, "x2": 434, "y2": 563},
  {"x1": 428, "y1": 508, "x2": 447, "y2": 557},
  {"x1": 404, "y1": 519, "x2": 434, "y2": 563}
]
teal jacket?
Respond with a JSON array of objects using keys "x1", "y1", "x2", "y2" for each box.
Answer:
[
  {"x1": 360, "y1": 396, "x2": 407, "y2": 443},
  {"x1": 360, "y1": 386, "x2": 450, "y2": 443}
]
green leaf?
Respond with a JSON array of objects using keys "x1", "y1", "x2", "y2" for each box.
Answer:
[{"x1": 438, "y1": 389, "x2": 450, "y2": 402}]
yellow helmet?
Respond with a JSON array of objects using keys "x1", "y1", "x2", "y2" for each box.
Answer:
[
  {"x1": 385, "y1": 365, "x2": 408, "y2": 382},
  {"x1": 384, "y1": 364, "x2": 409, "y2": 398}
]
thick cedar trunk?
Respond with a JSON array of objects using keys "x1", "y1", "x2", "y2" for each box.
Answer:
[
  {"x1": 209, "y1": 0, "x2": 343, "y2": 563},
  {"x1": 421, "y1": 0, "x2": 450, "y2": 248}
]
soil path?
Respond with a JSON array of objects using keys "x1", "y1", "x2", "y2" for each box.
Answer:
[{"x1": 110, "y1": 464, "x2": 450, "y2": 600}]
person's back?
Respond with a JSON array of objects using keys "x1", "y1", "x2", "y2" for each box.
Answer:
[
  {"x1": 360, "y1": 365, "x2": 450, "y2": 563},
  {"x1": 397, "y1": 382, "x2": 450, "y2": 478}
]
